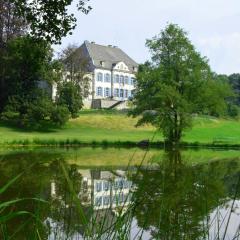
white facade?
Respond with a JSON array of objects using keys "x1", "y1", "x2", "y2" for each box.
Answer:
[
  {"x1": 59, "y1": 41, "x2": 138, "y2": 108},
  {"x1": 93, "y1": 66, "x2": 136, "y2": 101}
]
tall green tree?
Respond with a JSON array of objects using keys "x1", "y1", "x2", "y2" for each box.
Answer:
[
  {"x1": 131, "y1": 24, "x2": 232, "y2": 144},
  {"x1": 59, "y1": 43, "x2": 91, "y2": 98},
  {"x1": 12, "y1": 0, "x2": 92, "y2": 44},
  {"x1": 229, "y1": 73, "x2": 240, "y2": 105}
]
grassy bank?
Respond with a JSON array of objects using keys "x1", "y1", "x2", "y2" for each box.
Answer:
[{"x1": 0, "y1": 110, "x2": 240, "y2": 147}]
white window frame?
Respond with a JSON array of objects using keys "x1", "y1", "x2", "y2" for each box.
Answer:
[
  {"x1": 97, "y1": 72, "x2": 103, "y2": 82},
  {"x1": 104, "y1": 73, "x2": 110, "y2": 82},
  {"x1": 97, "y1": 87, "x2": 103, "y2": 96},
  {"x1": 105, "y1": 87, "x2": 110, "y2": 97},
  {"x1": 120, "y1": 89, "x2": 124, "y2": 98}
]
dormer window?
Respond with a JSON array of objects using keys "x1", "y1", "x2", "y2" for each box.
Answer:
[
  {"x1": 115, "y1": 75, "x2": 119, "y2": 83},
  {"x1": 100, "y1": 61, "x2": 105, "y2": 67}
]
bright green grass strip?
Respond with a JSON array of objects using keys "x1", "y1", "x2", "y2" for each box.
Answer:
[{"x1": 0, "y1": 110, "x2": 240, "y2": 145}]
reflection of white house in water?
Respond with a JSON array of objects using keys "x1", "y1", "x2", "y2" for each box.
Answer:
[{"x1": 78, "y1": 170, "x2": 133, "y2": 212}]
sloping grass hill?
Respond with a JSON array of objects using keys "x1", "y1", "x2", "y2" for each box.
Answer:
[{"x1": 0, "y1": 110, "x2": 240, "y2": 145}]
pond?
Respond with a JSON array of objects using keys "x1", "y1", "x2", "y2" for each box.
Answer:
[{"x1": 0, "y1": 147, "x2": 240, "y2": 239}]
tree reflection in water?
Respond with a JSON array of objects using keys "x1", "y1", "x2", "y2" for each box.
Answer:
[{"x1": 0, "y1": 149, "x2": 239, "y2": 239}]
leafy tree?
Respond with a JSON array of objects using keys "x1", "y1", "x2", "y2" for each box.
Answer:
[
  {"x1": 0, "y1": 0, "x2": 28, "y2": 111},
  {"x1": 197, "y1": 74, "x2": 234, "y2": 117},
  {"x1": 0, "y1": 0, "x2": 27, "y2": 47},
  {"x1": 2, "y1": 36, "x2": 54, "y2": 104},
  {"x1": 229, "y1": 73, "x2": 240, "y2": 105},
  {"x1": 12, "y1": 0, "x2": 92, "y2": 44},
  {"x1": 131, "y1": 24, "x2": 232, "y2": 144},
  {"x1": 59, "y1": 43, "x2": 91, "y2": 98},
  {"x1": 0, "y1": 36, "x2": 71, "y2": 127},
  {"x1": 56, "y1": 81, "x2": 83, "y2": 118},
  {"x1": 131, "y1": 151, "x2": 240, "y2": 239},
  {"x1": 50, "y1": 105, "x2": 70, "y2": 126}
]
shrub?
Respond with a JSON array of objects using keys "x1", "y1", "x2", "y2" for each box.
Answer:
[
  {"x1": 50, "y1": 105, "x2": 70, "y2": 126},
  {"x1": 56, "y1": 82, "x2": 83, "y2": 118},
  {"x1": 227, "y1": 104, "x2": 239, "y2": 118}
]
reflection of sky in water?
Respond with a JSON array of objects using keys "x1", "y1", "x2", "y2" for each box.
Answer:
[
  {"x1": 1, "y1": 149, "x2": 240, "y2": 240},
  {"x1": 208, "y1": 200, "x2": 240, "y2": 239},
  {"x1": 48, "y1": 168, "x2": 240, "y2": 240}
]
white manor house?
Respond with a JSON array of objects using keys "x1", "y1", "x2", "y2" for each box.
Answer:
[{"x1": 55, "y1": 41, "x2": 138, "y2": 109}]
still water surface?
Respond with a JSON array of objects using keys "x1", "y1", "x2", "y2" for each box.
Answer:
[{"x1": 0, "y1": 148, "x2": 240, "y2": 239}]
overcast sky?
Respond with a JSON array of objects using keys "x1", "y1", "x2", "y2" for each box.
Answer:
[{"x1": 54, "y1": 0, "x2": 240, "y2": 75}]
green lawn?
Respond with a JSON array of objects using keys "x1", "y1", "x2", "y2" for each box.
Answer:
[{"x1": 0, "y1": 110, "x2": 240, "y2": 145}]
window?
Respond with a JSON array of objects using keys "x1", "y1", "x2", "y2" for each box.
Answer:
[
  {"x1": 120, "y1": 75, "x2": 124, "y2": 84},
  {"x1": 104, "y1": 87, "x2": 110, "y2": 97},
  {"x1": 114, "y1": 88, "x2": 119, "y2": 97},
  {"x1": 97, "y1": 87, "x2": 103, "y2": 96},
  {"x1": 96, "y1": 182, "x2": 102, "y2": 192},
  {"x1": 115, "y1": 75, "x2": 119, "y2": 83},
  {"x1": 130, "y1": 77, "x2": 134, "y2": 85},
  {"x1": 125, "y1": 90, "x2": 128, "y2": 98},
  {"x1": 100, "y1": 61, "x2": 105, "y2": 67},
  {"x1": 120, "y1": 89, "x2": 124, "y2": 98},
  {"x1": 103, "y1": 181, "x2": 110, "y2": 191},
  {"x1": 131, "y1": 90, "x2": 135, "y2": 97},
  {"x1": 119, "y1": 193, "x2": 124, "y2": 203},
  {"x1": 104, "y1": 73, "x2": 110, "y2": 82},
  {"x1": 97, "y1": 72, "x2": 103, "y2": 82},
  {"x1": 123, "y1": 180, "x2": 130, "y2": 189},
  {"x1": 113, "y1": 195, "x2": 118, "y2": 204},
  {"x1": 103, "y1": 196, "x2": 110, "y2": 206},
  {"x1": 124, "y1": 76, "x2": 129, "y2": 84},
  {"x1": 118, "y1": 179, "x2": 124, "y2": 189},
  {"x1": 95, "y1": 196, "x2": 102, "y2": 206},
  {"x1": 114, "y1": 181, "x2": 119, "y2": 190},
  {"x1": 131, "y1": 78, "x2": 136, "y2": 86}
]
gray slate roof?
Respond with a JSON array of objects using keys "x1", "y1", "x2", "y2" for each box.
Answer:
[{"x1": 84, "y1": 41, "x2": 138, "y2": 73}]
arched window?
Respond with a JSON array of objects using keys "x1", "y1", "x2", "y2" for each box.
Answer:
[
  {"x1": 115, "y1": 75, "x2": 119, "y2": 83},
  {"x1": 120, "y1": 75, "x2": 124, "y2": 84},
  {"x1": 104, "y1": 73, "x2": 110, "y2": 82},
  {"x1": 97, "y1": 87, "x2": 103, "y2": 96},
  {"x1": 130, "y1": 77, "x2": 136, "y2": 85},
  {"x1": 114, "y1": 88, "x2": 119, "y2": 97},
  {"x1": 120, "y1": 89, "x2": 124, "y2": 98},
  {"x1": 125, "y1": 89, "x2": 128, "y2": 98},
  {"x1": 97, "y1": 72, "x2": 103, "y2": 82},
  {"x1": 124, "y1": 76, "x2": 129, "y2": 84}
]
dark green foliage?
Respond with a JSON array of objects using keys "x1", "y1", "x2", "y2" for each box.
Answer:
[
  {"x1": 50, "y1": 105, "x2": 70, "y2": 126},
  {"x1": 0, "y1": 36, "x2": 72, "y2": 127},
  {"x1": 227, "y1": 104, "x2": 239, "y2": 118},
  {"x1": 1, "y1": 90, "x2": 70, "y2": 128},
  {"x1": 56, "y1": 82, "x2": 83, "y2": 118},
  {"x1": 228, "y1": 73, "x2": 240, "y2": 105},
  {"x1": 11, "y1": 0, "x2": 92, "y2": 44},
  {"x1": 0, "y1": 36, "x2": 54, "y2": 111},
  {"x1": 197, "y1": 76, "x2": 234, "y2": 117}
]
